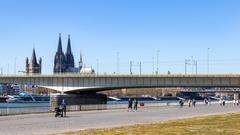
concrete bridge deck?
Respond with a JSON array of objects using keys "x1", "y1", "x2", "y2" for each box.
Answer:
[
  {"x1": 1, "y1": 74, "x2": 240, "y2": 92},
  {"x1": 0, "y1": 104, "x2": 239, "y2": 135}
]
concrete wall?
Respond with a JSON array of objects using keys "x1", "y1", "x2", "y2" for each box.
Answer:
[{"x1": 50, "y1": 93, "x2": 107, "y2": 109}]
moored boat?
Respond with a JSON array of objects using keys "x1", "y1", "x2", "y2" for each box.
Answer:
[{"x1": 6, "y1": 92, "x2": 50, "y2": 103}]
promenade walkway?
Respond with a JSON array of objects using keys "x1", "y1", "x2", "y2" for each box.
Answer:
[{"x1": 0, "y1": 104, "x2": 239, "y2": 135}]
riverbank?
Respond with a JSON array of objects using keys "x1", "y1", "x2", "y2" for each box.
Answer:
[
  {"x1": 0, "y1": 100, "x2": 225, "y2": 116},
  {"x1": 61, "y1": 112, "x2": 240, "y2": 135},
  {"x1": 0, "y1": 104, "x2": 239, "y2": 135}
]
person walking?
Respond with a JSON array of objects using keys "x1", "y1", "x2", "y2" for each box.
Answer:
[
  {"x1": 133, "y1": 99, "x2": 138, "y2": 112},
  {"x1": 179, "y1": 99, "x2": 184, "y2": 108},
  {"x1": 192, "y1": 99, "x2": 196, "y2": 107},
  {"x1": 223, "y1": 99, "x2": 226, "y2": 106},
  {"x1": 219, "y1": 99, "x2": 223, "y2": 106},
  {"x1": 188, "y1": 99, "x2": 192, "y2": 107},
  {"x1": 61, "y1": 99, "x2": 67, "y2": 117},
  {"x1": 208, "y1": 98, "x2": 211, "y2": 105},
  {"x1": 204, "y1": 98, "x2": 208, "y2": 105},
  {"x1": 128, "y1": 98, "x2": 133, "y2": 112}
]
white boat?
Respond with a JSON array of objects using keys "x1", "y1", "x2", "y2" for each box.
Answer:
[{"x1": 6, "y1": 92, "x2": 50, "y2": 103}]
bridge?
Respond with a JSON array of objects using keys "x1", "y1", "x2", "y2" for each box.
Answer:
[{"x1": 1, "y1": 74, "x2": 240, "y2": 93}]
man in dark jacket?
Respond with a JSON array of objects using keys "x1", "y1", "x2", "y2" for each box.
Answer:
[{"x1": 61, "y1": 99, "x2": 67, "y2": 117}]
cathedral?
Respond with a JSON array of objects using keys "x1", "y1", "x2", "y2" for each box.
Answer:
[
  {"x1": 26, "y1": 48, "x2": 42, "y2": 75},
  {"x1": 54, "y1": 33, "x2": 83, "y2": 73}
]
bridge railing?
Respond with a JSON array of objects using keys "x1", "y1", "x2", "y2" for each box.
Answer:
[
  {"x1": 0, "y1": 106, "x2": 51, "y2": 116},
  {"x1": 0, "y1": 101, "x2": 233, "y2": 116},
  {"x1": 3, "y1": 73, "x2": 240, "y2": 77},
  {"x1": 64, "y1": 101, "x2": 222, "y2": 111}
]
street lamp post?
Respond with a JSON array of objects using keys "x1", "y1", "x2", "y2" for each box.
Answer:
[
  {"x1": 130, "y1": 61, "x2": 133, "y2": 75},
  {"x1": 185, "y1": 59, "x2": 191, "y2": 75},
  {"x1": 129, "y1": 61, "x2": 141, "y2": 75},
  {"x1": 96, "y1": 59, "x2": 99, "y2": 75},
  {"x1": 0, "y1": 67, "x2": 2, "y2": 75},
  {"x1": 14, "y1": 57, "x2": 17, "y2": 75},
  {"x1": 207, "y1": 48, "x2": 210, "y2": 74},
  {"x1": 156, "y1": 50, "x2": 160, "y2": 74},
  {"x1": 195, "y1": 61, "x2": 198, "y2": 74},
  {"x1": 152, "y1": 57, "x2": 155, "y2": 74},
  {"x1": 7, "y1": 63, "x2": 9, "y2": 75},
  {"x1": 116, "y1": 52, "x2": 119, "y2": 74},
  {"x1": 191, "y1": 56, "x2": 194, "y2": 74},
  {"x1": 139, "y1": 62, "x2": 142, "y2": 75}
]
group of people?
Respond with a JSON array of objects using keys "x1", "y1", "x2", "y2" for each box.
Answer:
[
  {"x1": 128, "y1": 98, "x2": 138, "y2": 112},
  {"x1": 233, "y1": 99, "x2": 240, "y2": 106},
  {"x1": 179, "y1": 99, "x2": 196, "y2": 108},
  {"x1": 219, "y1": 99, "x2": 226, "y2": 106},
  {"x1": 204, "y1": 98, "x2": 211, "y2": 105},
  {"x1": 188, "y1": 99, "x2": 196, "y2": 107}
]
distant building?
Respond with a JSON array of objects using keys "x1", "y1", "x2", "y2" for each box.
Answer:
[
  {"x1": 65, "y1": 35, "x2": 75, "y2": 72},
  {"x1": 54, "y1": 33, "x2": 95, "y2": 74},
  {"x1": 54, "y1": 33, "x2": 66, "y2": 73},
  {"x1": 79, "y1": 52, "x2": 95, "y2": 74},
  {"x1": 80, "y1": 67, "x2": 95, "y2": 74},
  {"x1": 26, "y1": 48, "x2": 42, "y2": 75},
  {"x1": 0, "y1": 85, "x2": 3, "y2": 95}
]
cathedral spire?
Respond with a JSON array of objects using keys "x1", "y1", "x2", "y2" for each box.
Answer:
[
  {"x1": 57, "y1": 33, "x2": 63, "y2": 53},
  {"x1": 80, "y1": 51, "x2": 83, "y2": 64},
  {"x1": 65, "y1": 34, "x2": 75, "y2": 69},
  {"x1": 79, "y1": 51, "x2": 83, "y2": 70},
  {"x1": 66, "y1": 34, "x2": 72, "y2": 55},
  {"x1": 31, "y1": 47, "x2": 37, "y2": 65},
  {"x1": 54, "y1": 33, "x2": 66, "y2": 73}
]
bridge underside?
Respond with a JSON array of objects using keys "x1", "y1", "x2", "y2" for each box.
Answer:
[{"x1": 39, "y1": 86, "x2": 240, "y2": 94}]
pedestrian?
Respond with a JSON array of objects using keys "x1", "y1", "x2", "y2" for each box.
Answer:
[
  {"x1": 128, "y1": 98, "x2": 133, "y2": 112},
  {"x1": 204, "y1": 98, "x2": 208, "y2": 105},
  {"x1": 223, "y1": 99, "x2": 226, "y2": 106},
  {"x1": 61, "y1": 99, "x2": 67, "y2": 117},
  {"x1": 133, "y1": 99, "x2": 138, "y2": 112},
  {"x1": 179, "y1": 100, "x2": 184, "y2": 108},
  {"x1": 208, "y1": 98, "x2": 211, "y2": 105},
  {"x1": 188, "y1": 99, "x2": 192, "y2": 107},
  {"x1": 192, "y1": 99, "x2": 196, "y2": 107},
  {"x1": 219, "y1": 99, "x2": 222, "y2": 106}
]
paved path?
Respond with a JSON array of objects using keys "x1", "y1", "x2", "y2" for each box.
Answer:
[{"x1": 0, "y1": 104, "x2": 239, "y2": 135}]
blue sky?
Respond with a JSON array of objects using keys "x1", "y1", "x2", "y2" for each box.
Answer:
[{"x1": 0, "y1": 0, "x2": 240, "y2": 74}]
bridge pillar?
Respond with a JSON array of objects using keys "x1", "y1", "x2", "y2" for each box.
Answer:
[
  {"x1": 234, "y1": 93, "x2": 239, "y2": 100},
  {"x1": 162, "y1": 89, "x2": 166, "y2": 96},
  {"x1": 220, "y1": 93, "x2": 225, "y2": 98},
  {"x1": 172, "y1": 91, "x2": 177, "y2": 97}
]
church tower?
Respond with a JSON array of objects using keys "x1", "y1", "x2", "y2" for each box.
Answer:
[
  {"x1": 65, "y1": 35, "x2": 75, "y2": 71},
  {"x1": 26, "y1": 48, "x2": 42, "y2": 75},
  {"x1": 54, "y1": 33, "x2": 66, "y2": 73}
]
